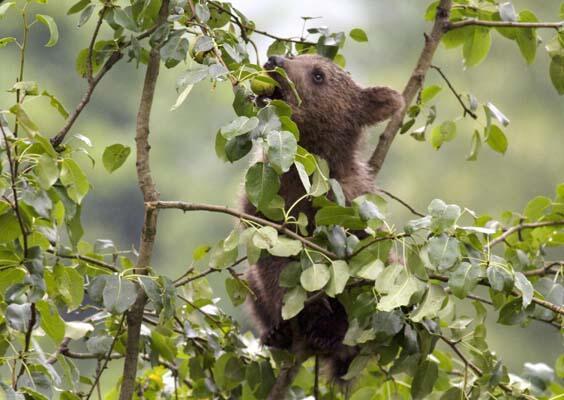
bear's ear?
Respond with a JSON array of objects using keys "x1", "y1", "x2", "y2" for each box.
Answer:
[{"x1": 359, "y1": 86, "x2": 404, "y2": 126}]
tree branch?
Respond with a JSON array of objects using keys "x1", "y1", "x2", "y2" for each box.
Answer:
[
  {"x1": 430, "y1": 64, "x2": 477, "y2": 119},
  {"x1": 488, "y1": 220, "x2": 564, "y2": 248},
  {"x1": 440, "y1": 335, "x2": 513, "y2": 395},
  {"x1": 446, "y1": 19, "x2": 563, "y2": 31},
  {"x1": 523, "y1": 261, "x2": 562, "y2": 277},
  {"x1": 51, "y1": 51, "x2": 123, "y2": 147},
  {"x1": 369, "y1": 0, "x2": 452, "y2": 177},
  {"x1": 150, "y1": 200, "x2": 338, "y2": 260},
  {"x1": 118, "y1": 2, "x2": 168, "y2": 399}
]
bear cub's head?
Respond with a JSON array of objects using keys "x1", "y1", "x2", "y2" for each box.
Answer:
[{"x1": 263, "y1": 54, "x2": 404, "y2": 135}]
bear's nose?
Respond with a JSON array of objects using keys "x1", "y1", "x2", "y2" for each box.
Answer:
[{"x1": 264, "y1": 55, "x2": 285, "y2": 70}]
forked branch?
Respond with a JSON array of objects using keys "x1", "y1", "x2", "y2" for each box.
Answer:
[{"x1": 369, "y1": 0, "x2": 453, "y2": 177}]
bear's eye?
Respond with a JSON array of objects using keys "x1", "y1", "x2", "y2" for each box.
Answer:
[{"x1": 312, "y1": 70, "x2": 324, "y2": 84}]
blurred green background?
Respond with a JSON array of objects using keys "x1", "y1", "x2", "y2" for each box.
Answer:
[{"x1": 1, "y1": 0, "x2": 562, "y2": 378}]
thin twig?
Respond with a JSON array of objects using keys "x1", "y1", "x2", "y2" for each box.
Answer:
[
  {"x1": 446, "y1": 19, "x2": 563, "y2": 31},
  {"x1": 188, "y1": 0, "x2": 237, "y2": 85},
  {"x1": 369, "y1": 0, "x2": 453, "y2": 177},
  {"x1": 440, "y1": 335, "x2": 513, "y2": 395},
  {"x1": 430, "y1": 64, "x2": 477, "y2": 119},
  {"x1": 0, "y1": 124, "x2": 28, "y2": 259},
  {"x1": 488, "y1": 221, "x2": 564, "y2": 248},
  {"x1": 430, "y1": 273, "x2": 564, "y2": 316},
  {"x1": 87, "y1": 7, "x2": 107, "y2": 84},
  {"x1": 46, "y1": 248, "x2": 119, "y2": 272},
  {"x1": 349, "y1": 233, "x2": 410, "y2": 259},
  {"x1": 151, "y1": 201, "x2": 338, "y2": 260},
  {"x1": 51, "y1": 24, "x2": 160, "y2": 147},
  {"x1": 377, "y1": 188, "x2": 425, "y2": 217},
  {"x1": 208, "y1": 1, "x2": 316, "y2": 46},
  {"x1": 175, "y1": 257, "x2": 247, "y2": 287},
  {"x1": 15, "y1": 303, "x2": 36, "y2": 384},
  {"x1": 14, "y1": 4, "x2": 30, "y2": 137},
  {"x1": 85, "y1": 314, "x2": 126, "y2": 400}
]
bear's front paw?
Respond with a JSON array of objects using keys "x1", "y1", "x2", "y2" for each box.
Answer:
[{"x1": 261, "y1": 322, "x2": 292, "y2": 349}]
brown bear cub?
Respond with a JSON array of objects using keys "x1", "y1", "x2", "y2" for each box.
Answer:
[{"x1": 243, "y1": 54, "x2": 404, "y2": 379}]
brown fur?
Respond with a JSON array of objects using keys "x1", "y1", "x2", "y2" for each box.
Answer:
[{"x1": 243, "y1": 54, "x2": 403, "y2": 380}]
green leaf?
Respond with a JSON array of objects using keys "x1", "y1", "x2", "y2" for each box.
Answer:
[
  {"x1": 209, "y1": 239, "x2": 237, "y2": 268},
  {"x1": 36, "y1": 14, "x2": 59, "y2": 47},
  {"x1": 252, "y1": 226, "x2": 278, "y2": 249},
  {"x1": 427, "y1": 234, "x2": 460, "y2": 271},
  {"x1": 279, "y1": 262, "x2": 302, "y2": 288},
  {"x1": 410, "y1": 285, "x2": 446, "y2": 322},
  {"x1": 524, "y1": 196, "x2": 551, "y2": 220},
  {"x1": 421, "y1": 85, "x2": 442, "y2": 104},
  {"x1": 9, "y1": 103, "x2": 39, "y2": 135},
  {"x1": 377, "y1": 269, "x2": 422, "y2": 312},
  {"x1": 463, "y1": 27, "x2": 491, "y2": 67},
  {"x1": 67, "y1": 0, "x2": 91, "y2": 15},
  {"x1": 60, "y1": 159, "x2": 90, "y2": 204},
  {"x1": 314, "y1": 206, "x2": 365, "y2": 230},
  {"x1": 430, "y1": 121, "x2": 456, "y2": 150},
  {"x1": 0, "y1": 212, "x2": 22, "y2": 243},
  {"x1": 245, "y1": 162, "x2": 280, "y2": 211},
  {"x1": 102, "y1": 144, "x2": 131, "y2": 173},
  {"x1": 225, "y1": 277, "x2": 249, "y2": 306},
  {"x1": 514, "y1": 271, "x2": 533, "y2": 307},
  {"x1": 268, "y1": 237, "x2": 302, "y2": 257},
  {"x1": 497, "y1": 297, "x2": 527, "y2": 325},
  {"x1": 556, "y1": 354, "x2": 564, "y2": 379},
  {"x1": 267, "y1": 39, "x2": 288, "y2": 56},
  {"x1": 53, "y1": 265, "x2": 84, "y2": 310},
  {"x1": 515, "y1": 10, "x2": 538, "y2": 64},
  {"x1": 267, "y1": 130, "x2": 297, "y2": 173},
  {"x1": 35, "y1": 154, "x2": 59, "y2": 190},
  {"x1": 220, "y1": 116, "x2": 259, "y2": 140},
  {"x1": 411, "y1": 360, "x2": 438, "y2": 400},
  {"x1": 192, "y1": 244, "x2": 210, "y2": 261},
  {"x1": 282, "y1": 286, "x2": 306, "y2": 319},
  {"x1": 0, "y1": 37, "x2": 16, "y2": 48},
  {"x1": 466, "y1": 129, "x2": 482, "y2": 161},
  {"x1": 113, "y1": 7, "x2": 139, "y2": 32},
  {"x1": 151, "y1": 330, "x2": 176, "y2": 362},
  {"x1": 103, "y1": 276, "x2": 138, "y2": 314},
  {"x1": 549, "y1": 55, "x2": 564, "y2": 95},
  {"x1": 448, "y1": 262, "x2": 482, "y2": 299},
  {"x1": 300, "y1": 263, "x2": 330, "y2": 292},
  {"x1": 487, "y1": 265, "x2": 514, "y2": 293},
  {"x1": 326, "y1": 260, "x2": 350, "y2": 297},
  {"x1": 77, "y1": 4, "x2": 95, "y2": 27},
  {"x1": 42, "y1": 90, "x2": 69, "y2": 119},
  {"x1": 36, "y1": 300, "x2": 65, "y2": 343},
  {"x1": 162, "y1": 32, "x2": 189, "y2": 68},
  {"x1": 0, "y1": 2, "x2": 15, "y2": 19},
  {"x1": 349, "y1": 28, "x2": 368, "y2": 42},
  {"x1": 6, "y1": 303, "x2": 32, "y2": 332},
  {"x1": 485, "y1": 124, "x2": 508, "y2": 154}
]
